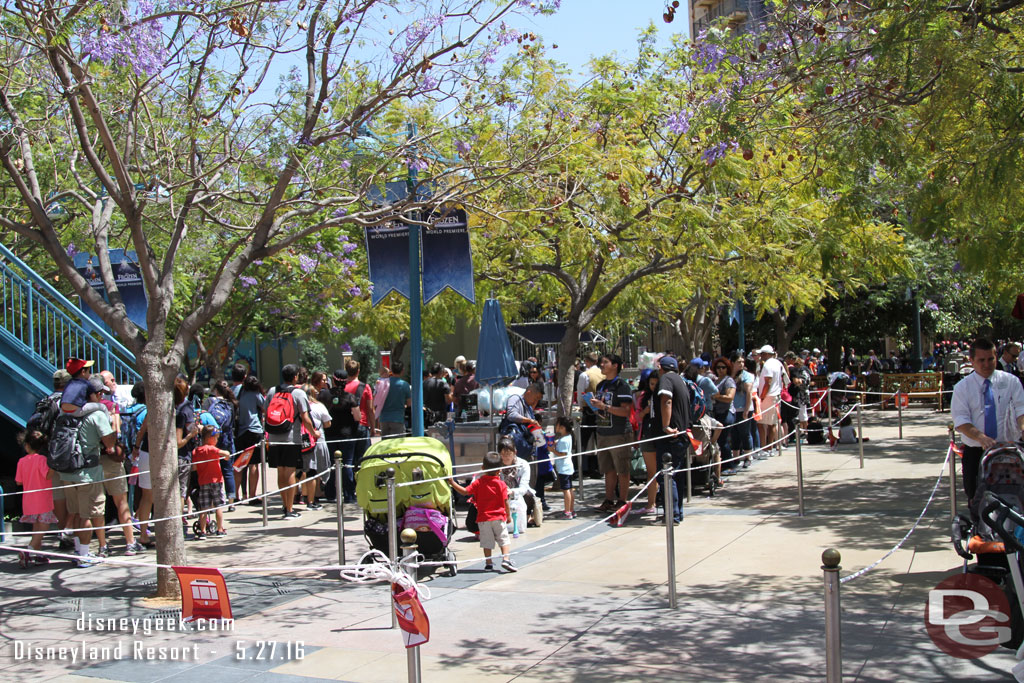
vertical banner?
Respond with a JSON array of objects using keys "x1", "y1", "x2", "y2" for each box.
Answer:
[
  {"x1": 73, "y1": 249, "x2": 149, "y2": 332},
  {"x1": 365, "y1": 220, "x2": 411, "y2": 306},
  {"x1": 421, "y1": 207, "x2": 475, "y2": 304}
]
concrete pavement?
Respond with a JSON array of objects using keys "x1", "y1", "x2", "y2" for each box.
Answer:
[{"x1": 0, "y1": 406, "x2": 1017, "y2": 681}]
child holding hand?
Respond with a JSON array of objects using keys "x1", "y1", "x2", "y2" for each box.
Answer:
[
  {"x1": 191, "y1": 425, "x2": 231, "y2": 539},
  {"x1": 449, "y1": 451, "x2": 517, "y2": 573}
]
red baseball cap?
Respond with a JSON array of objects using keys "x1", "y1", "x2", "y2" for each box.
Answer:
[{"x1": 65, "y1": 357, "x2": 95, "y2": 375}]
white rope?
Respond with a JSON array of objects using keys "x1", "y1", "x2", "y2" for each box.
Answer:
[
  {"x1": 839, "y1": 445, "x2": 951, "y2": 584},
  {"x1": 6, "y1": 463, "x2": 336, "y2": 537}
]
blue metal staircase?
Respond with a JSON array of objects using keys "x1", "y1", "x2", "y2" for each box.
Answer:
[{"x1": 0, "y1": 241, "x2": 140, "y2": 426}]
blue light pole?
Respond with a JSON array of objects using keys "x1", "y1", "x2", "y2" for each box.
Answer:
[{"x1": 407, "y1": 122, "x2": 424, "y2": 437}]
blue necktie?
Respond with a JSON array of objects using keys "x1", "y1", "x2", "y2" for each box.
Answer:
[{"x1": 983, "y1": 378, "x2": 998, "y2": 440}]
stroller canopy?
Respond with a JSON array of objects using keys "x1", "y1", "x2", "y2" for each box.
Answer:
[{"x1": 357, "y1": 436, "x2": 453, "y2": 516}]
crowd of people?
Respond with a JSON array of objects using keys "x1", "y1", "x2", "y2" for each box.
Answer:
[{"x1": 13, "y1": 338, "x2": 987, "y2": 569}]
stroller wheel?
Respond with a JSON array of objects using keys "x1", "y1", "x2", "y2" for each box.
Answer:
[{"x1": 445, "y1": 549, "x2": 458, "y2": 577}]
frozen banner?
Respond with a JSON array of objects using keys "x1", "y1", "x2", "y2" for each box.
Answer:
[
  {"x1": 365, "y1": 219, "x2": 411, "y2": 306},
  {"x1": 73, "y1": 249, "x2": 149, "y2": 332},
  {"x1": 421, "y1": 207, "x2": 475, "y2": 304}
]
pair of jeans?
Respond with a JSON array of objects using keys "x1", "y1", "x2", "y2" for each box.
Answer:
[
  {"x1": 656, "y1": 437, "x2": 688, "y2": 522},
  {"x1": 219, "y1": 458, "x2": 236, "y2": 501},
  {"x1": 731, "y1": 413, "x2": 753, "y2": 452},
  {"x1": 715, "y1": 411, "x2": 735, "y2": 467}
]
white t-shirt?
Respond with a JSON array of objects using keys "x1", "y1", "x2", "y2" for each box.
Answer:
[
  {"x1": 309, "y1": 401, "x2": 331, "y2": 431},
  {"x1": 758, "y1": 357, "x2": 786, "y2": 398}
]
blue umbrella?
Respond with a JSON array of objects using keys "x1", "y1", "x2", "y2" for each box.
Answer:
[{"x1": 476, "y1": 299, "x2": 517, "y2": 386}]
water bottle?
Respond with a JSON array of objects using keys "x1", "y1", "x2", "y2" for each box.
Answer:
[
  {"x1": 446, "y1": 401, "x2": 456, "y2": 424},
  {"x1": 511, "y1": 509, "x2": 519, "y2": 538}
]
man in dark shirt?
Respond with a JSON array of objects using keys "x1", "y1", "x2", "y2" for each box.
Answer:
[
  {"x1": 423, "y1": 362, "x2": 453, "y2": 424},
  {"x1": 651, "y1": 355, "x2": 691, "y2": 524}
]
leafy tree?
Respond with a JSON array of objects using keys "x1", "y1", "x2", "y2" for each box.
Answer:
[{"x1": 0, "y1": 0, "x2": 556, "y2": 595}]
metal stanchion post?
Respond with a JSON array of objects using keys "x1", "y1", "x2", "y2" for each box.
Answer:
[
  {"x1": 334, "y1": 451, "x2": 346, "y2": 568},
  {"x1": 857, "y1": 403, "x2": 864, "y2": 470},
  {"x1": 947, "y1": 423, "x2": 958, "y2": 521},
  {"x1": 399, "y1": 528, "x2": 423, "y2": 683},
  {"x1": 259, "y1": 440, "x2": 269, "y2": 527},
  {"x1": 386, "y1": 467, "x2": 399, "y2": 629},
  {"x1": 822, "y1": 548, "x2": 843, "y2": 683},
  {"x1": 685, "y1": 445, "x2": 693, "y2": 503},
  {"x1": 795, "y1": 424, "x2": 805, "y2": 517},
  {"x1": 663, "y1": 463, "x2": 677, "y2": 609},
  {"x1": 897, "y1": 391, "x2": 904, "y2": 439}
]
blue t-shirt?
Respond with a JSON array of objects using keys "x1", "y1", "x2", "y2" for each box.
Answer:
[
  {"x1": 380, "y1": 377, "x2": 411, "y2": 423},
  {"x1": 553, "y1": 435, "x2": 574, "y2": 475},
  {"x1": 697, "y1": 375, "x2": 718, "y2": 408}
]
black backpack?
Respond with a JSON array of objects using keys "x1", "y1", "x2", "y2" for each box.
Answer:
[
  {"x1": 27, "y1": 392, "x2": 62, "y2": 437},
  {"x1": 47, "y1": 406, "x2": 104, "y2": 473},
  {"x1": 328, "y1": 385, "x2": 359, "y2": 436}
]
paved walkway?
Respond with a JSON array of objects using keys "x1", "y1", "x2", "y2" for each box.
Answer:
[{"x1": 0, "y1": 407, "x2": 1018, "y2": 681}]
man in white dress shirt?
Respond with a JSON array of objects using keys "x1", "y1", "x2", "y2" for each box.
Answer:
[{"x1": 951, "y1": 338, "x2": 1024, "y2": 501}]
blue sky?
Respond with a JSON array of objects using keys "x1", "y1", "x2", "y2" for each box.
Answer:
[{"x1": 524, "y1": 1, "x2": 686, "y2": 78}]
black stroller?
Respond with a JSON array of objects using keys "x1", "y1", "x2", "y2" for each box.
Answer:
[{"x1": 951, "y1": 442, "x2": 1024, "y2": 655}]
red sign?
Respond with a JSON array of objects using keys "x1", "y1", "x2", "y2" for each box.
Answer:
[
  {"x1": 392, "y1": 582, "x2": 429, "y2": 648},
  {"x1": 173, "y1": 566, "x2": 233, "y2": 622}
]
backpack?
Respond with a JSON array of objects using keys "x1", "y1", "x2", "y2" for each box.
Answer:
[
  {"x1": 328, "y1": 385, "x2": 359, "y2": 436},
  {"x1": 47, "y1": 407, "x2": 102, "y2": 473},
  {"x1": 207, "y1": 397, "x2": 236, "y2": 453},
  {"x1": 265, "y1": 385, "x2": 297, "y2": 433},
  {"x1": 27, "y1": 392, "x2": 62, "y2": 437},
  {"x1": 682, "y1": 377, "x2": 708, "y2": 423},
  {"x1": 119, "y1": 404, "x2": 147, "y2": 451}
]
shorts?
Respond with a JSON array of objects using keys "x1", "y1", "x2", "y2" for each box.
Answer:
[
  {"x1": 100, "y1": 455, "x2": 128, "y2": 496},
  {"x1": 196, "y1": 482, "x2": 227, "y2": 511},
  {"x1": 757, "y1": 395, "x2": 779, "y2": 425},
  {"x1": 21, "y1": 511, "x2": 58, "y2": 524},
  {"x1": 137, "y1": 450, "x2": 151, "y2": 490},
  {"x1": 64, "y1": 481, "x2": 105, "y2": 518},
  {"x1": 267, "y1": 443, "x2": 303, "y2": 469},
  {"x1": 51, "y1": 476, "x2": 65, "y2": 502},
  {"x1": 478, "y1": 519, "x2": 510, "y2": 550},
  {"x1": 380, "y1": 421, "x2": 405, "y2": 437},
  {"x1": 236, "y1": 431, "x2": 264, "y2": 464},
  {"x1": 557, "y1": 473, "x2": 575, "y2": 491},
  {"x1": 596, "y1": 432, "x2": 632, "y2": 475},
  {"x1": 178, "y1": 456, "x2": 192, "y2": 498}
]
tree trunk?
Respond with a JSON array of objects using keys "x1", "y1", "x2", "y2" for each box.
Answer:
[
  {"x1": 772, "y1": 310, "x2": 807, "y2": 356},
  {"x1": 555, "y1": 323, "x2": 582, "y2": 418},
  {"x1": 139, "y1": 350, "x2": 188, "y2": 597}
]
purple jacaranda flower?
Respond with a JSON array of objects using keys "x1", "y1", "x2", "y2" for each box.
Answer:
[
  {"x1": 299, "y1": 254, "x2": 317, "y2": 273},
  {"x1": 339, "y1": 160, "x2": 351, "y2": 170},
  {"x1": 253, "y1": 259, "x2": 263, "y2": 266},
  {"x1": 341, "y1": 342, "x2": 352, "y2": 352},
  {"x1": 455, "y1": 140, "x2": 471, "y2": 155},
  {"x1": 342, "y1": 244, "x2": 358, "y2": 255},
  {"x1": 239, "y1": 276, "x2": 257, "y2": 288},
  {"x1": 925, "y1": 300, "x2": 939, "y2": 312},
  {"x1": 66, "y1": 242, "x2": 77, "y2": 259},
  {"x1": 331, "y1": 326, "x2": 341, "y2": 334},
  {"x1": 952, "y1": 261, "x2": 962, "y2": 272},
  {"x1": 348, "y1": 286, "x2": 361, "y2": 296},
  {"x1": 665, "y1": 110, "x2": 691, "y2": 135},
  {"x1": 312, "y1": 320, "x2": 322, "y2": 331}
]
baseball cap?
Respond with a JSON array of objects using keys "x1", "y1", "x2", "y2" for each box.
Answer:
[
  {"x1": 812, "y1": 348, "x2": 821, "y2": 354},
  {"x1": 87, "y1": 377, "x2": 108, "y2": 396},
  {"x1": 52, "y1": 369, "x2": 72, "y2": 385},
  {"x1": 65, "y1": 357, "x2": 94, "y2": 375},
  {"x1": 690, "y1": 357, "x2": 708, "y2": 367},
  {"x1": 333, "y1": 368, "x2": 348, "y2": 381},
  {"x1": 658, "y1": 355, "x2": 679, "y2": 371},
  {"x1": 758, "y1": 345, "x2": 775, "y2": 355}
]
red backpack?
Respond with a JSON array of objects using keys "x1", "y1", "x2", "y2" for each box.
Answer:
[{"x1": 266, "y1": 386, "x2": 297, "y2": 434}]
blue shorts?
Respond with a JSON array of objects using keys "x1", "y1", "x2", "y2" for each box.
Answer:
[{"x1": 557, "y1": 474, "x2": 575, "y2": 491}]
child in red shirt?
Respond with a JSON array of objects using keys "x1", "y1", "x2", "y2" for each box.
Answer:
[
  {"x1": 191, "y1": 426, "x2": 230, "y2": 539},
  {"x1": 15, "y1": 430, "x2": 57, "y2": 568},
  {"x1": 449, "y1": 451, "x2": 517, "y2": 573}
]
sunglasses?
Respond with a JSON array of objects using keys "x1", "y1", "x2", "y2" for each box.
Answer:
[{"x1": 714, "y1": 365, "x2": 726, "y2": 370}]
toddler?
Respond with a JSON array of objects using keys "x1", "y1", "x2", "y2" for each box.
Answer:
[
  {"x1": 191, "y1": 425, "x2": 230, "y2": 539},
  {"x1": 449, "y1": 451, "x2": 517, "y2": 573},
  {"x1": 550, "y1": 417, "x2": 576, "y2": 518},
  {"x1": 15, "y1": 430, "x2": 57, "y2": 567}
]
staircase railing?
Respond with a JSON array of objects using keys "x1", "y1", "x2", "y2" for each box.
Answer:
[{"x1": 0, "y1": 241, "x2": 141, "y2": 386}]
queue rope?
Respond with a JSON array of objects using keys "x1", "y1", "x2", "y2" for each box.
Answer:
[
  {"x1": 839, "y1": 444, "x2": 951, "y2": 584},
  {"x1": 4, "y1": 462, "x2": 337, "y2": 537}
]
